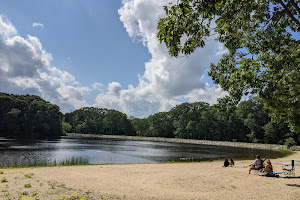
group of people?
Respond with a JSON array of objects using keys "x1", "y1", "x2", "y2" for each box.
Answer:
[
  {"x1": 246, "y1": 154, "x2": 276, "y2": 176},
  {"x1": 223, "y1": 154, "x2": 277, "y2": 177},
  {"x1": 223, "y1": 158, "x2": 235, "y2": 167}
]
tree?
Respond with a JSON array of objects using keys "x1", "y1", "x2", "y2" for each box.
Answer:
[
  {"x1": 130, "y1": 118, "x2": 150, "y2": 136},
  {"x1": 62, "y1": 121, "x2": 72, "y2": 135},
  {"x1": 263, "y1": 121, "x2": 290, "y2": 144},
  {"x1": 0, "y1": 92, "x2": 62, "y2": 139},
  {"x1": 236, "y1": 97, "x2": 270, "y2": 142},
  {"x1": 147, "y1": 112, "x2": 174, "y2": 137},
  {"x1": 157, "y1": 0, "x2": 300, "y2": 134}
]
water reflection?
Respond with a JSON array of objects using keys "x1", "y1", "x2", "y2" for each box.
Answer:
[{"x1": 0, "y1": 136, "x2": 288, "y2": 167}]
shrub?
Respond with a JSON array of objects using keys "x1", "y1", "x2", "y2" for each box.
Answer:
[
  {"x1": 285, "y1": 137, "x2": 296, "y2": 149},
  {"x1": 1, "y1": 177, "x2": 8, "y2": 183}
]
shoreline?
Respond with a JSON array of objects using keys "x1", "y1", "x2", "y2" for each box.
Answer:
[
  {"x1": 67, "y1": 133, "x2": 300, "y2": 150},
  {"x1": 1, "y1": 150, "x2": 299, "y2": 199}
]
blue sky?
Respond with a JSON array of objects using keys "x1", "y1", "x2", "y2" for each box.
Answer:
[
  {"x1": 0, "y1": 0, "x2": 149, "y2": 86},
  {"x1": 0, "y1": 0, "x2": 227, "y2": 117}
]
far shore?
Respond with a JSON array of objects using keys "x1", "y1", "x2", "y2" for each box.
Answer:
[{"x1": 67, "y1": 133, "x2": 300, "y2": 150}]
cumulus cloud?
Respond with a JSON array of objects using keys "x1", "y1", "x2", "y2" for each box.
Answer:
[
  {"x1": 92, "y1": 82, "x2": 104, "y2": 91},
  {"x1": 0, "y1": 0, "x2": 228, "y2": 118},
  {"x1": 108, "y1": 82, "x2": 122, "y2": 95},
  {"x1": 0, "y1": 15, "x2": 17, "y2": 38},
  {"x1": 32, "y1": 22, "x2": 44, "y2": 28},
  {"x1": 95, "y1": 0, "x2": 227, "y2": 117},
  {"x1": 0, "y1": 15, "x2": 89, "y2": 112},
  {"x1": 184, "y1": 84, "x2": 229, "y2": 105}
]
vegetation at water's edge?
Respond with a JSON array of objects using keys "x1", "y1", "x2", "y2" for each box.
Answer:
[
  {"x1": 0, "y1": 92, "x2": 299, "y2": 148},
  {"x1": 0, "y1": 156, "x2": 89, "y2": 168},
  {"x1": 65, "y1": 96, "x2": 299, "y2": 147}
]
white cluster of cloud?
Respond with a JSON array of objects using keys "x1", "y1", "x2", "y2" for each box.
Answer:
[
  {"x1": 32, "y1": 22, "x2": 44, "y2": 28},
  {"x1": 0, "y1": 15, "x2": 89, "y2": 112},
  {"x1": 94, "y1": 0, "x2": 228, "y2": 117},
  {"x1": 0, "y1": 0, "x2": 228, "y2": 117}
]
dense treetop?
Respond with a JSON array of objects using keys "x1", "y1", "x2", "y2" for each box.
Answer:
[
  {"x1": 131, "y1": 97, "x2": 298, "y2": 146},
  {"x1": 64, "y1": 107, "x2": 135, "y2": 136},
  {"x1": 0, "y1": 92, "x2": 62, "y2": 139},
  {"x1": 157, "y1": 0, "x2": 300, "y2": 134},
  {"x1": 0, "y1": 92, "x2": 298, "y2": 147}
]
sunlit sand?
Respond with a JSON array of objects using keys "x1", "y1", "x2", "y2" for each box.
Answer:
[{"x1": 1, "y1": 151, "x2": 299, "y2": 199}]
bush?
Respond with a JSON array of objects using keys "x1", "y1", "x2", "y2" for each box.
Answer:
[
  {"x1": 1, "y1": 177, "x2": 8, "y2": 182},
  {"x1": 284, "y1": 137, "x2": 296, "y2": 149}
]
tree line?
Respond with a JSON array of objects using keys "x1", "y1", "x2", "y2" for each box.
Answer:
[
  {"x1": 63, "y1": 96, "x2": 298, "y2": 147},
  {"x1": 0, "y1": 92, "x2": 298, "y2": 147},
  {"x1": 130, "y1": 97, "x2": 298, "y2": 147},
  {"x1": 0, "y1": 92, "x2": 62, "y2": 139},
  {"x1": 63, "y1": 107, "x2": 135, "y2": 136}
]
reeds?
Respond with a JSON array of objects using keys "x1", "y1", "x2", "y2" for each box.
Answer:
[{"x1": 0, "y1": 156, "x2": 89, "y2": 168}]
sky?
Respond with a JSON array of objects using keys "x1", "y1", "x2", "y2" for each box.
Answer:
[{"x1": 0, "y1": 0, "x2": 228, "y2": 118}]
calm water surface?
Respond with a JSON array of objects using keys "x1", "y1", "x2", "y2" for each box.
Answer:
[{"x1": 0, "y1": 136, "x2": 288, "y2": 166}]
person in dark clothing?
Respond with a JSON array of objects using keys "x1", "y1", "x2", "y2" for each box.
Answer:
[{"x1": 224, "y1": 158, "x2": 229, "y2": 167}]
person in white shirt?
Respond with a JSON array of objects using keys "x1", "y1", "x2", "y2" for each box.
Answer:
[{"x1": 246, "y1": 155, "x2": 263, "y2": 174}]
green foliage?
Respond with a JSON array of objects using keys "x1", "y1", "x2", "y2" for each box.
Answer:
[
  {"x1": 62, "y1": 121, "x2": 72, "y2": 135},
  {"x1": 64, "y1": 107, "x2": 135, "y2": 136},
  {"x1": 24, "y1": 174, "x2": 33, "y2": 179},
  {"x1": 0, "y1": 92, "x2": 62, "y2": 139},
  {"x1": 285, "y1": 137, "x2": 297, "y2": 149},
  {"x1": 19, "y1": 196, "x2": 34, "y2": 200},
  {"x1": 24, "y1": 184, "x2": 32, "y2": 188},
  {"x1": 21, "y1": 191, "x2": 29, "y2": 195},
  {"x1": 59, "y1": 157, "x2": 89, "y2": 166},
  {"x1": 49, "y1": 182, "x2": 56, "y2": 189},
  {"x1": 22, "y1": 197, "x2": 34, "y2": 200},
  {"x1": 1, "y1": 177, "x2": 8, "y2": 183},
  {"x1": 157, "y1": 0, "x2": 300, "y2": 135},
  {"x1": 58, "y1": 194, "x2": 86, "y2": 200},
  {"x1": 131, "y1": 99, "x2": 296, "y2": 145},
  {"x1": 130, "y1": 118, "x2": 150, "y2": 136},
  {"x1": 0, "y1": 156, "x2": 89, "y2": 168}
]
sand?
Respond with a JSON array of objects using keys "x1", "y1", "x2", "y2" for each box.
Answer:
[{"x1": 1, "y1": 151, "x2": 299, "y2": 200}]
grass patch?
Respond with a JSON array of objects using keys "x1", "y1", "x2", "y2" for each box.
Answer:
[
  {"x1": 1, "y1": 177, "x2": 8, "y2": 183},
  {"x1": 0, "y1": 157, "x2": 89, "y2": 168},
  {"x1": 59, "y1": 157, "x2": 89, "y2": 166},
  {"x1": 21, "y1": 191, "x2": 29, "y2": 195},
  {"x1": 19, "y1": 197, "x2": 34, "y2": 200},
  {"x1": 277, "y1": 149, "x2": 295, "y2": 156},
  {"x1": 166, "y1": 160, "x2": 213, "y2": 164},
  {"x1": 24, "y1": 183, "x2": 32, "y2": 188},
  {"x1": 24, "y1": 173, "x2": 34, "y2": 178}
]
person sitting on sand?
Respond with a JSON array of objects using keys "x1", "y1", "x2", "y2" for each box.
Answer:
[
  {"x1": 246, "y1": 155, "x2": 264, "y2": 174},
  {"x1": 224, "y1": 158, "x2": 229, "y2": 167},
  {"x1": 229, "y1": 158, "x2": 235, "y2": 167},
  {"x1": 263, "y1": 159, "x2": 278, "y2": 177},
  {"x1": 264, "y1": 159, "x2": 273, "y2": 173}
]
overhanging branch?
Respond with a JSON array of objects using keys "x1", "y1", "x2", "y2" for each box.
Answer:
[{"x1": 277, "y1": 0, "x2": 300, "y2": 27}]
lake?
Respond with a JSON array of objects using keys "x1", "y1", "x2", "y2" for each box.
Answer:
[{"x1": 0, "y1": 136, "x2": 288, "y2": 167}]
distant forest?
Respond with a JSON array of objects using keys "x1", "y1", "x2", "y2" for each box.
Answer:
[
  {"x1": 0, "y1": 92, "x2": 298, "y2": 147},
  {"x1": 0, "y1": 92, "x2": 62, "y2": 139}
]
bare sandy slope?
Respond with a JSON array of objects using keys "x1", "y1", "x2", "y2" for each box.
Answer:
[{"x1": 1, "y1": 151, "x2": 299, "y2": 200}]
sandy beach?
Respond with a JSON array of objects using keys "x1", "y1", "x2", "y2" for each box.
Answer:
[{"x1": 1, "y1": 151, "x2": 299, "y2": 200}]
